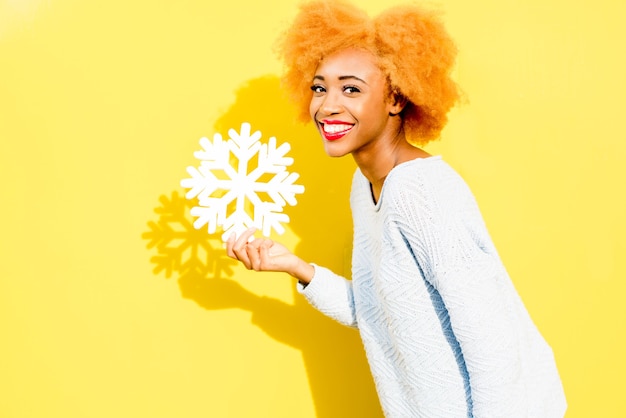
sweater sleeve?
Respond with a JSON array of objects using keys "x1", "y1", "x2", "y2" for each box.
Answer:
[
  {"x1": 392, "y1": 171, "x2": 528, "y2": 417},
  {"x1": 296, "y1": 264, "x2": 358, "y2": 328}
]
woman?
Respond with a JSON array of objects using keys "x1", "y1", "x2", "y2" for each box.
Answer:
[{"x1": 226, "y1": 1, "x2": 567, "y2": 416}]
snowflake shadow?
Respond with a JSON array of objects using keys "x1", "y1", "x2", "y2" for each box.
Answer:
[
  {"x1": 142, "y1": 191, "x2": 237, "y2": 281},
  {"x1": 141, "y1": 75, "x2": 383, "y2": 418}
]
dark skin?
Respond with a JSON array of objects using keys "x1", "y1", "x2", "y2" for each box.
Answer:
[{"x1": 226, "y1": 48, "x2": 430, "y2": 283}]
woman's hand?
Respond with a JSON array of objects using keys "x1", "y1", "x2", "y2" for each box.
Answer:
[{"x1": 225, "y1": 228, "x2": 314, "y2": 284}]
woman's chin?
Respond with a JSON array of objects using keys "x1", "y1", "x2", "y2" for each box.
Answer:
[{"x1": 323, "y1": 142, "x2": 351, "y2": 158}]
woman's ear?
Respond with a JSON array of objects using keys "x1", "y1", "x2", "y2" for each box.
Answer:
[{"x1": 389, "y1": 91, "x2": 408, "y2": 117}]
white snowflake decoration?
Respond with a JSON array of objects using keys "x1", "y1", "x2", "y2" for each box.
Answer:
[{"x1": 180, "y1": 122, "x2": 305, "y2": 241}]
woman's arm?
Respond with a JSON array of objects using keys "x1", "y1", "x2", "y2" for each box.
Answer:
[
  {"x1": 226, "y1": 228, "x2": 358, "y2": 327},
  {"x1": 394, "y1": 175, "x2": 528, "y2": 417}
]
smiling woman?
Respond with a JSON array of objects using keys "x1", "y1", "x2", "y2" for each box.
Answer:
[
  {"x1": 2, "y1": 0, "x2": 626, "y2": 416},
  {"x1": 226, "y1": 1, "x2": 568, "y2": 417},
  {"x1": 277, "y1": 0, "x2": 459, "y2": 145},
  {"x1": 309, "y1": 48, "x2": 407, "y2": 160}
]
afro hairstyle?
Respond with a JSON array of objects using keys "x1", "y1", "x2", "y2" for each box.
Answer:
[{"x1": 275, "y1": 0, "x2": 460, "y2": 146}]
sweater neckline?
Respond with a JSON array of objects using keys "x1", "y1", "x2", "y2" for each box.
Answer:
[{"x1": 363, "y1": 155, "x2": 442, "y2": 210}]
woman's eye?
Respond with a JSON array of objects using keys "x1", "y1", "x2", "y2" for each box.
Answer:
[
  {"x1": 310, "y1": 85, "x2": 325, "y2": 93},
  {"x1": 343, "y1": 86, "x2": 361, "y2": 94}
]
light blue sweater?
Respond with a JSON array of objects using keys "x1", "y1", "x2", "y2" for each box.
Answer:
[{"x1": 298, "y1": 156, "x2": 567, "y2": 417}]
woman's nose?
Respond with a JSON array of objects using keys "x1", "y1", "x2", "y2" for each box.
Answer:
[{"x1": 320, "y1": 91, "x2": 342, "y2": 115}]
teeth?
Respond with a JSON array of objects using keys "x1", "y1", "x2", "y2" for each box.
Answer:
[{"x1": 323, "y1": 124, "x2": 353, "y2": 134}]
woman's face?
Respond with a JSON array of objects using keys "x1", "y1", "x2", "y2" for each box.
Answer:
[{"x1": 309, "y1": 48, "x2": 401, "y2": 158}]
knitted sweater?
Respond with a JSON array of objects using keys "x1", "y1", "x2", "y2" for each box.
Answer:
[{"x1": 297, "y1": 156, "x2": 567, "y2": 418}]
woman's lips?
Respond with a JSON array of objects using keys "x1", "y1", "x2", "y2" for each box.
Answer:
[{"x1": 321, "y1": 121, "x2": 354, "y2": 141}]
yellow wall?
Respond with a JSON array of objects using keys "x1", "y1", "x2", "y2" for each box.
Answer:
[{"x1": 1, "y1": 0, "x2": 624, "y2": 417}]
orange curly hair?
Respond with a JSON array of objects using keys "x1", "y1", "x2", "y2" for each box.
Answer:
[{"x1": 275, "y1": 0, "x2": 460, "y2": 146}]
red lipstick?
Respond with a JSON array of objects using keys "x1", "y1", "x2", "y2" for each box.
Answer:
[{"x1": 320, "y1": 120, "x2": 354, "y2": 141}]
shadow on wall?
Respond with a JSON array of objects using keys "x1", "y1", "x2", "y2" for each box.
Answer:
[{"x1": 143, "y1": 75, "x2": 384, "y2": 418}]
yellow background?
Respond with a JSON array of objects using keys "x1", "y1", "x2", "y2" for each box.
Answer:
[{"x1": 1, "y1": 0, "x2": 624, "y2": 417}]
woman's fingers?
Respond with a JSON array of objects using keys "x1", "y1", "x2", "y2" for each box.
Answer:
[
  {"x1": 225, "y1": 232, "x2": 237, "y2": 258},
  {"x1": 238, "y1": 237, "x2": 279, "y2": 272},
  {"x1": 225, "y1": 228, "x2": 294, "y2": 273},
  {"x1": 246, "y1": 238, "x2": 268, "y2": 271},
  {"x1": 234, "y1": 227, "x2": 257, "y2": 247},
  {"x1": 259, "y1": 240, "x2": 274, "y2": 268},
  {"x1": 226, "y1": 227, "x2": 258, "y2": 268}
]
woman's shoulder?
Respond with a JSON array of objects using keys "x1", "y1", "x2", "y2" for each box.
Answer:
[
  {"x1": 383, "y1": 156, "x2": 475, "y2": 206},
  {"x1": 385, "y1": 155, "x2": 452, "y2": 191}
]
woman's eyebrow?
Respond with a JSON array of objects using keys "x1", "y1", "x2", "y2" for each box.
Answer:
[
  {"x1": 339, "y1": 75, "x2": 367, "y2": 84},
  {"x1": 312, "y1": 74, "x2": 368, "y2": 85}
]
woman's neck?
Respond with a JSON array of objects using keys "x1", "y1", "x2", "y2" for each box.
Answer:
[{"x1": 353, "y1": 134, "x2": 430, "y2": 203}]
